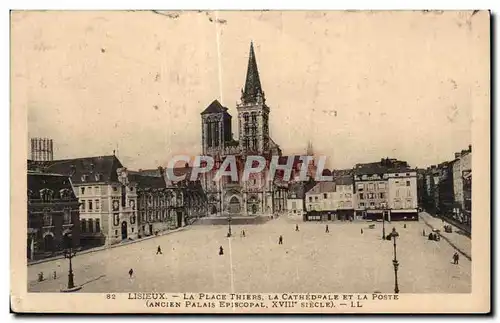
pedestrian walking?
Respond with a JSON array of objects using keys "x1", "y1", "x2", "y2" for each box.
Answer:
[
  {"x1": 404, "y1": 223, "x2": 407, "y2": 229},
  {"x1": 128, "y1": 268, "x2": 134, "y2": 278},
  {"x1": 361, "y1": 228, "x2": 363, "y2": 234},
  {"x1": 453, "y1": 252, "x2": 459, "y2": 265},
  {"x1": 278, "y1": 235, "x2": 283, "y2": 245},
  {"x1": 219, "y1": 246, "x2": 224, "y2": 256},
  {"x1": 295, "y1": 224, "x2": 299, "y2": 232},
  {"x1": 325, "y1": 225, "x2": 329, "y2": 233},
  {"x1": 422, "y1": 229, "x2": 426, "y2": 236},
  {"x1": 156, "y1": 245, "x2": 162, "y2": 255},
  {"x1": 242, "y1": 230, "x2": 246, "y2": 237}
]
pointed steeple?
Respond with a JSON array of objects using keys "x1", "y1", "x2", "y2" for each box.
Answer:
[{"x1": 241, "y1": 42, "x2": 264, "y2": 104}]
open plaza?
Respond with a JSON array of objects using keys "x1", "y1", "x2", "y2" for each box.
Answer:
[{"x1": 28, "y1": 212, "x2": 470, "y2": 294}]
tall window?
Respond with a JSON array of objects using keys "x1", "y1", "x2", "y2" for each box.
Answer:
[
  {"x1": 357, "y1": 184, "x2": 364, "y2": 192},
  {"x1": 214, "y1": 122, "x2": 220, "y2": 147},
  {"x1": 251, "y1": 112, "x2": 257, "y2": 124},
  {"x1": 88, "y1": 219, "x2": 94, "y2": 233},
  {"x1": 88, "y1": 200, "x2": 93, "y2": 211},
  {"x1": 95, "y1": 219, "x2": 100, "y2": 232},
  {"x1": 359, "y1": 193, "x2": 364, "y2": 200},
  {"x1": 63, "y1": 209, "x2": 71, "y2": 224},
  {"x1": 81, "y1": 187, "x2": 85, "y2": 195},
  {"x1": 379, "y1": 182, "x2": 386, "y2": 190},
  {"x1": 80, "y1": 200, "x2": 85, "y2": 212},
  {"x1": 368, "y1": 183, "x2": 375, "y2": 191},
  {"x1": 121, "y1": 185, "x2": 126, "y2": 207},
  {"x1": 207, "y1": 122, "x2": 213, "y2": 147},
  {"x1": 323, "y1": 193, "x2": 328, "y2": 199},
  {"x1": 95, "y1": 199, "x2": 99, "y2": 211},
  {"x1": 309, "y1": 197, "x2": 312, "y2": 202},
  {"x1": 406, "y1": 180, "x2": 411, "y2": 187},
  {"x1": 81, "y1": 219, "x2": 87, "y2": 233}
]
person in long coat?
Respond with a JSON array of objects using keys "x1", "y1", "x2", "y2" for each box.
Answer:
[{"x1": 219, "y1": 246, "x2": 224, "y2": 255}]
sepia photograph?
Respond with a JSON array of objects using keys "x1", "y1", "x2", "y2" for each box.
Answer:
[{"x1": 10, "y1": 9, "x2": 490, "y2": 313}]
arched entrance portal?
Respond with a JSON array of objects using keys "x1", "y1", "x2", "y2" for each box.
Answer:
[
  {"x1": 229, "y1": 196, "x2": 241, "y2": 214},
  {"x1": 121, "y1": 221, "x2": 128, "y2": 240}
]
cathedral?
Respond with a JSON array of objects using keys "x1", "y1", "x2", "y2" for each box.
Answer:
[{"x1": 200, "y1": 42, "x2": 287, "y2": 218}]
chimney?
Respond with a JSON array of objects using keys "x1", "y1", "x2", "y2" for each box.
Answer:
[
  {"x1": 455, "y1": 152, "x2": 460, "y2": 159},
  {"x1": 468, "y1": 144, "x2": 472, "y2": 152},
  {"x1": 185, "y1": 162, "x2": 189, "y2": 168}
]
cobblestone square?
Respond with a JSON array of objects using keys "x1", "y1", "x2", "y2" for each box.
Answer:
[{"x1": 28, "y1": 213, "x2": 471, "y2": 294}]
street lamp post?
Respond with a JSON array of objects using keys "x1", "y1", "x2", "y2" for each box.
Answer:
[
  {"x1": 61, "y1": 230, "x2": 81, "y2": 292},
  {"x1": 227, "y1": 215, "x2": 232, "y2": 237},
  {"x1": 391, "y1": 227, "x2": 400, "y2": 294},
  {"x1": 382, "y1": 210, "x2": 386, "y2": 240}
]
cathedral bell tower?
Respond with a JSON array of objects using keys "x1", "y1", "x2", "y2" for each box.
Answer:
[
  {"x1": 237, "y1": 42, "x2": 270, "y2": 155},
  {"x1": 201, "y1": 99, "x2": 233, "y2": 157}
]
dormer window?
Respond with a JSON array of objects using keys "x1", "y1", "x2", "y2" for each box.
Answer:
[
  {"x1": 94, "y1": 173, "x2": 103, "y2": 181},
  {"x1": 81, "y1": 174, "x2": 88, "y2": 182},
  {"x1": 59, "y1": 189, "x2": 72, "y2": 200},
  {"x1": 39, "y1": 188, "x2": 54, "y2": 202}
]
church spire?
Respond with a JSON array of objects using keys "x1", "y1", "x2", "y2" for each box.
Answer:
[{"x1": 241, "y1": 42, "x2": 264, "y2": 104}]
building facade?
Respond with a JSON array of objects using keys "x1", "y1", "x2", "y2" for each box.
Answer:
[
  {"x1": 354, "y1": 158, "x2": 417, "y2": 221},
  {"x1": 305, "y1": 182, "x2": 336, "y2": 221},
  {"x1": 386, "y1": 169, "x2": 418, "y2": 221},
  {"x1": 451, "y1": 145, "x2": 472, "y2": 224},
  {"x1": 199, "y1": 42, "x2": 286, "y2": 219},
  {"x1": 27, "y1": 172, "x2": 80, "y2": 260},
  {"x1": 333, "y1": 175, "x2": 356, "y2": 221},
  {"x1": 42, "y1": 155, "x2": 138, "y2": 246},
  {"x1": 287, "y1": 182, "x2": 305, "y2": 219}
]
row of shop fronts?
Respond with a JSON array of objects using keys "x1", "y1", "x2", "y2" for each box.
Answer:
[{"x1": 304, "y1": 209, "x2": 419, "y2": 222}]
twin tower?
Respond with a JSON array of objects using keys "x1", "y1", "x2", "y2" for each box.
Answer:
[{"x1": 201, "y1": 42, "x2": 276, "y2": 159}]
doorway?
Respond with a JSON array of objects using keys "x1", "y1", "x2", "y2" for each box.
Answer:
[
  {"x1": 121, "y1": 221, "x2": 128, "y2": 240},
  {"x1": 229, "y1": 196, "x2": 241, "y2": 214},
  {"x1": 177, "y1": 211, "x2": 183, "y2": 228}
]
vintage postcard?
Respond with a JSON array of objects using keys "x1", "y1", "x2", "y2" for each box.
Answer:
[{"x1": 10, "y1": 10, "x2": 490, "y2": 313}]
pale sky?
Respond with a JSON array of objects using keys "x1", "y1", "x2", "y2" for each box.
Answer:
[{"x1": 12, "y1": 10, "x2": 489, "y2": 170}]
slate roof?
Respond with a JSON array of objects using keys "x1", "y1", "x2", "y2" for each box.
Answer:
[
  {"x1": 306, "y1": 181, "x2": 335, "y2": 195},
  {"x1": 334, "y1": 175, "x2": 353, "y2": 186},
  {"x1": 128, "y1": 172, "x2": 166, "y2": 189},
  {"x1": 201, "y1": 99, "x2": 231, "y2": 115},
  {"x1": 354, "y1": 162, "x2": 387, "y2": 176},
  {"x1": 42, "y1": 155, "x2": 123, "y2": 184},
  {"x1": 135, "y1": 168, "x2": 163, "y2": 177},
  {"x1": 27, "y1": 172, "x2": 77, "y2": 200}
]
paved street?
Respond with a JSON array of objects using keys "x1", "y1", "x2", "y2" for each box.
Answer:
[
  {"x1": 28, "y1": 215, "x2": 471, "y2": 293},
  {"x1": 419, "y1": 212, "x2": 471, "y2": 259}
]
